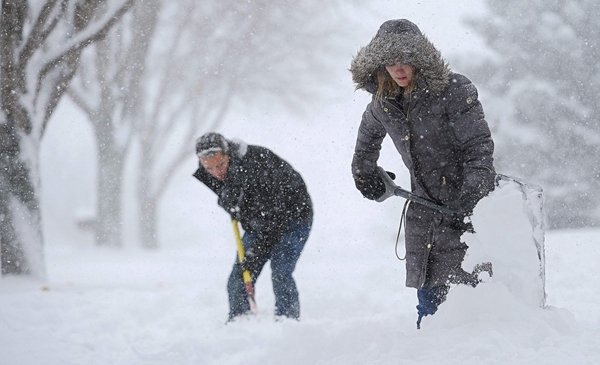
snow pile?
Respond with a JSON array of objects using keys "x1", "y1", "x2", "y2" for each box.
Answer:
[
  {"x1": 1, "y1": 226, "x2": 599, "y2": 364},
  {"x1": 463, "y1": 177, "x2": 545, "y2": 308}
]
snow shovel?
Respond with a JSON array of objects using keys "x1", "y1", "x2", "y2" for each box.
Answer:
[
  {"x1": 232, "y1": 219, "x2": 258, "y2": 314},
  {"x1": 377, "y1": 167, "x2": 494, "y2": 294},
  {"x1": 375, "y1": 166, "x2": 459, "y2": 216}
]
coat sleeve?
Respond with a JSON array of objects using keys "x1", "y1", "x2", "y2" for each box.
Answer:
[
  {"x1": 445, "y1": 76, "x2": 496, "y2": 209},
  {"x1": 193, "y1": 167, "x2": 222, "y2": 196},
  {"x1": 351, "y1": 100, "x2": 388, "y2": 179},
  {"x1": 242, "y1": 228, "x2": 287, "y2": 273}
]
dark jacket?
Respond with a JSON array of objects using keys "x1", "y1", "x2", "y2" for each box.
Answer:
[
  {"x1": 350, "y1": 19, "x2": 496, "y2": 289},
  {"x1": 352, "y1": 73, "x2": 495, "y2": 210},
  {"x1": 193, "y1": 141, "x2": 312, "y2": 270}
]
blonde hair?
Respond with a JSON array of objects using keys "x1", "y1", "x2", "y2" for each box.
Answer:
[{"x1": 375, "y1": 69, "x2": 417, "y2": 101}]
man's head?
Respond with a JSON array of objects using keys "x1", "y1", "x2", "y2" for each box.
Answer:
[{"x1": 196, "y1": 133, "x2": 230, "y2": 180}]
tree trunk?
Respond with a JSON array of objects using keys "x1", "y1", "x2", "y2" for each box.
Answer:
[
  {"x1": 139, "y1": 186, "x2": 159, "y2": 249},
  {"x1": 0, "y1": 123, "x2": 43, "y2": 276},
  {"x1": 0, "y1": 0, "x2": 134, "y2": 276},
  {"x1": 94, "y1": 114, "x2": 125, "y2": 247},
  {"x1": 137, "y1": 142, "x2": 158, "y2": 249},
  {"x1": 0, "y1": 1, "x2": 41, "y2": 276}
]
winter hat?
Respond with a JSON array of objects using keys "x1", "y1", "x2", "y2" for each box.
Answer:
[
  {"x1": 350, "y1": 19, "x2": 449, "y2": 95},
  {"x1": 377, "y1": 19, "x2": 422, "y2": 37},
  {"x1": 195, "y1": 132, "x2": 230, "y2": 158}
]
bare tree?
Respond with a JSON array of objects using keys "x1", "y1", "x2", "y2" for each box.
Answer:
[
  {"x1": 67, "y1": 0, "x2": 351, "y2": 249},
  {"x1": 68, "y1": 0, "x2": 158, "y2": 247},
  {"x1": 133, "y1": 0, "x2": 349, "y2": 248},
  {"x1": 0, "y1": 0, "x2": 133, "y2": 276}
]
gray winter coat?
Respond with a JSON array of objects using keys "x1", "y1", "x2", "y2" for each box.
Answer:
[{"x1": 350, "y1": 19, "x2": 496, "y2": 289}]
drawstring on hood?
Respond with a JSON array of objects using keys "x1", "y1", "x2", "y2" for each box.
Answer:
[{"x1": 350, "y1": 19, "x2": 450, "y2": 96}]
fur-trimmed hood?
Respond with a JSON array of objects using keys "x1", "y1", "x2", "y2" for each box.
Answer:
[{"x1": 350, "y1": 19, "x2": 450, "y2": 95}]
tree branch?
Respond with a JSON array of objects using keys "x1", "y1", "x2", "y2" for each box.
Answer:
[
  {"x1": 18, "y1": 0, "x2": 63, "y2": 69},
  {"x1": 36, "y1": 0, "x2": 134, "y2": 98},
  {"x1": 38, "y1": 0, "x2": 135, "y2": 131}
]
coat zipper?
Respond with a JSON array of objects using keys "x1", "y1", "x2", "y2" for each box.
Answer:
[{"x1": 384, "y1": 90, "x2": 412, "y2": 120}]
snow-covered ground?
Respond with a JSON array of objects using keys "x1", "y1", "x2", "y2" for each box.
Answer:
[{"x1": 1, "y1": 224, "x2": 599, "y2": 364}]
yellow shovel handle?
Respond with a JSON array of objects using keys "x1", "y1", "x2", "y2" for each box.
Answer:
[{"x1": 232, "y1": 219, "x2": 252, "y2": 284}]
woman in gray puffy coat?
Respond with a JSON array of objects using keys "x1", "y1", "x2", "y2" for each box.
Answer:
[{"x1": 350, "y1": 19, "x2": 496, "y2": 328}]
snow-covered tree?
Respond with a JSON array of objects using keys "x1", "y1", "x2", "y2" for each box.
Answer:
[
  {"x1": 132, "y1": 0, "x2": 349, "y2": 248},
  {"x1": 466, "y1": 0, "x2": 600, "y2": 229},
  {"x1": 0, "y1": 0, "x2": 133, "y2": 276},
  {"x1": 69, "y1": 0, "x2": 351, "y2": 249},
  {"x1": 68, "y1": 0, "x2": 158, "y2": 247}
]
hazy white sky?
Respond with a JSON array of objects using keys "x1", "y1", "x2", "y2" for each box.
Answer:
[{"x1": 347, "y1": 1, "x2": 489, "y2": 58}]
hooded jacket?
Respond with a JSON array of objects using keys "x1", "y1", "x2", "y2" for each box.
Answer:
[
  {"x1": 350, "y1": 19, "x2": 496, "y2": 289},
  {"x1": 194, "y1": 140, "x2": 312, "y2": 271},
  {"x1": 351, "y1": 19, "x2": 495, "y2": 212}
]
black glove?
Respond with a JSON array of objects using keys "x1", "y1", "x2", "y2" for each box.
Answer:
[
  {"x1": 218, "y1": 187, "x2": 242, "y2": 220},
  {"x1": 448, "y1": 215, "x2": 475, "y2": 233},
  {"x1": 238, "y1": 226, "x2": 285, "y2": 275},
  {"x1": 448, "y1": 193, "x2": 479, "y2": 216},
  {"x1": 234, "y1": 261, "x2": 249, "y2": 276},
  {"x1": 236, "y1": 247, "x2": 260, "y2": 275},
  {"x1": 447, "y1": 194, "x2": 477, "y2": 232},
  {"x1": 354, "y1": 171, "x2": 395, "y2": 201},
  {"x1": 234, "y1": 261, "x2": 243, "y2": 275},
  {"x1": 458, "y1": 194, "x2": 479, "y2": 216}
]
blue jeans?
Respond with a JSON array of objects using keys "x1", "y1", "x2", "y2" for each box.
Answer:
[
  {"x1": 416, "y1": 285, "x2": 449, "y2": 329},
  {"x1": 227, "y1": 218, "x2": 312, "y2": 320}
]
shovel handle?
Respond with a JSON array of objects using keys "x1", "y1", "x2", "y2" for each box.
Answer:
[
  {"x1": 232, "y1": 219, "x2": 258, "y2": 313},
  {"x1": 376, "y1": 167, "x2": 459, "y2": 216}
]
